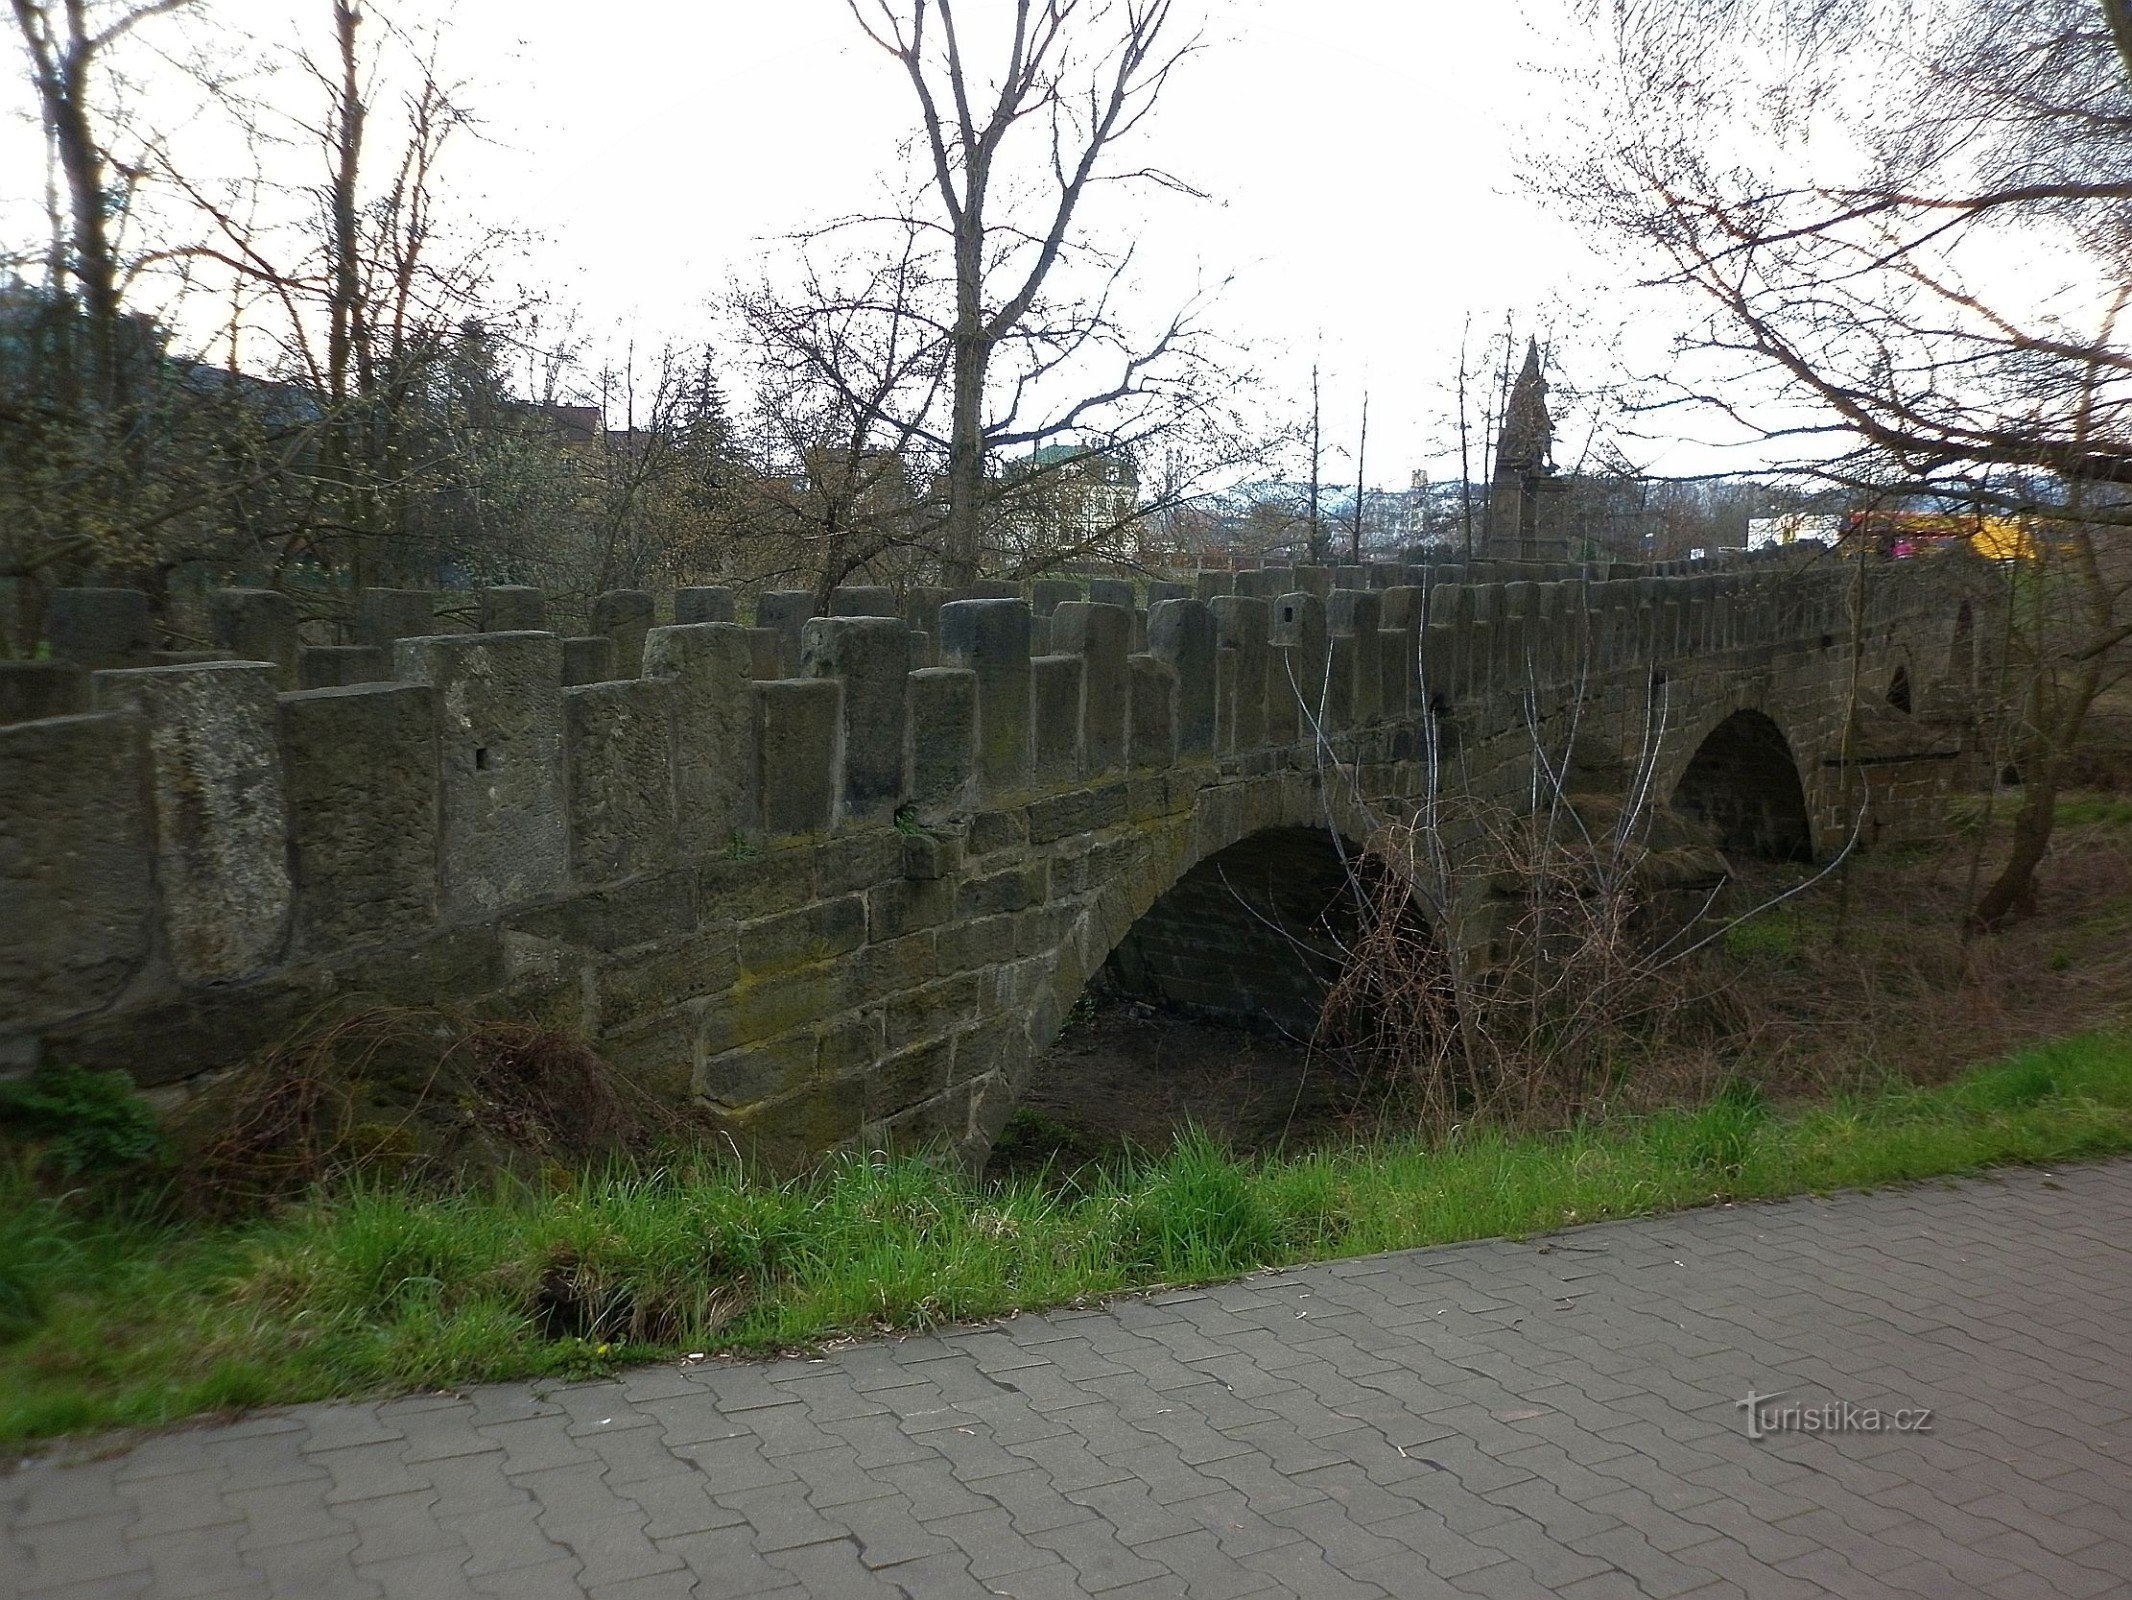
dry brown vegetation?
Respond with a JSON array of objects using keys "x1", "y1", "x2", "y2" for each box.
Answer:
[
  {"x1": 172, "y1": 1005, "x2": 712, "y2": 1214},
  {"x1": 1016, "y1": 790, "x2": 2132, "y2": 1164}
]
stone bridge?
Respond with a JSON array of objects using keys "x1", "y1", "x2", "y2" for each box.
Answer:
[{"x1": 0, "y1": 555, "x2": 1991, "y2": 1162}]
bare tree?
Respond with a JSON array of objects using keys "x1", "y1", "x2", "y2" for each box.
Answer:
[
  {"x1": 4, "y1": 0, "x2": 193, "y2": 628},
  {"x1": 1547, "y1": 0, "x2": 2132, "y2": 925},
  {"x1": 843, "y1": 0, "x2": 1205, "y2": 584},
  {"x1": 1349, "y1": 390, "x2": 1368, "y2": 564},
  {"x1": 10, "y1": 0, "x2": 188, "y2": 421}
]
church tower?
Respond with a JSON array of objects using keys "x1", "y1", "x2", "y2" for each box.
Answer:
[{"x1": 1484, "y1": 339, "x2": 1568, "y2": 560}]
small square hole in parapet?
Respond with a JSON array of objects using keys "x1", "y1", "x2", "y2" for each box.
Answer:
[{"x1": 473, "y1": 747, "x2": 491, "y2": 771}]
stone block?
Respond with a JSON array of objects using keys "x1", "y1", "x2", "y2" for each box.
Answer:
[
  {"x1": 47, "y1": 967, "x2": 334, "y2": 1089},
  {"x1": 478, "y1": 586, "x2": 547, "y2": 632},
  {"x1": 564, "y1": 678, "x2": 678, "y2": 883},
  {"x1": 1271, "y1": 591, "x2": 1329, "y2": 743},
  {"x1": 563, "y1": 635, "x2": 619, "y2": 685},
  {"x1": 1128, "y1": 654, "x2": 1177, "y2": 770},
  {"x1": 752, "y1": 678, "x2": 842, "y2": 836},
  {"x1": 1194, "y1": 570, "x2": 1234, "y2": 601},
  {"x1": 1051, "y1": 601, "x2": 1131, "y2": 774},
  {"x1": 1380, "y1": 584, "x2": 1426, "y2": 633},
  {"x1": 845, "y1": 940, "x2": 937, "y2": 1022},
  {"x1": 208, "y1": 588, "x2": 300, "y2": 688},
  {"x1": 589, "y1": 589, "x2": 656, "y2": 676},
  {"x1": 0, "y1": 661, "x2": 87, "y2": 726},
  {"x1": 803, "y1": 615, "x2": 913, "y2": 823},
  {"x1": 828, "y1": 585, "x2": 898, "y2": 618},
  {"x1": 699, "y1": 1030, "x2": 818, "y2": 1112},
  {"x1": 1323, "y1": 635, "x2": 1357, "y2": 731},
  {"x1": 643, "y1": 622, "x2": 755, "y2": 856},
  {"x1": 601, "y1": 1004, "x2": 700, "y2": 1101},
  {"x1": 1089, "y1": 578, "x2": 1135, "y2": 610},
  {"x1": 1031, "y1": 654, "x2": 1084, "y2": 786},
  {"x1": 1149, "y1": 598, "x2": 1217, "y2": 758},
  {"x1": 883, "y1": 979, "x2": 978, "y2": 1053},
  {"x1": 903, "y1": 586, "x2": 950, "y2": 638},
  {"x1": 1329, "y1": 589, "x2": 1385, "y2": 724},
  {"x1": 93, "y1": 661, "x2": 292, "y2": 982},
  {"x1": 744, "y1": 627, "x2": 784, "y2": 679},
  {"x1": 354, "y1": 588, "x2": 438, "y2": 649},
  {"x1": 901, "y1": 829, "x2": 963, "y2": 881},
  {"x1": 741, "y1": 895, "x2": 867, "y2": 973},
  {"x1": 956, "y1": 862, "x2": 1046, "y2": 918},
  {"x1": 1377, "y1": 629, "x2": 1412, "y2": 720},
  {"x1": 907, "y1": 666, "x2": 975, "y2": 809},
  {"x1": 0, "y1": 711, "x2": 153, "y2": 1026},
  {"x1": 298, "y1": 643, "x2": 389, "y2": 689},
  {"x1": 938, "y1": 599, "x2": 1032, "y2": 794},
  {"x1": 699, "y1": 962, "x2": 843, "y2": 1058},
  {"x1": 755, "y1": 591, "x2": 818, "y2": 673},
  {"x1": 48, "y1": 587, "x2": 154, "y2": 667},
  {"x1": 393, "y1": 631, "x2": 568, "y2": 917},
  {"x1": 1032, "y1": 578, "x2": 1083, "y2": 616},
  {"x1": 863, "y1": 1037, "x2": 952, "y2": 1121},
  {"x1": 278, "y1": 682, "x2": 440, "y2": 953},
  {"x1": 1210, "y1": 594, "x2": 1270, "y2": 752},
  {"x1": 815, "y1": 831, "x2": 905, "y2": 896},
  {"x1": 675, "y1": 586, "x2": 736, "y2": 626},
  {"x1": 1420, "y1": 622, "x2": 1463, "y2": 701},
  {"x1": 1147, "y1": 581, "x2": 1192, "y2": 606},
  {"x1": 596, "y1": 928, "x2": 737, "y2": 1033}
]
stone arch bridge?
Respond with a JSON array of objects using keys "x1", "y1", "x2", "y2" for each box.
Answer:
[{"x1": 0, "y1": 555, "x2": 1991, "y2": 1162}]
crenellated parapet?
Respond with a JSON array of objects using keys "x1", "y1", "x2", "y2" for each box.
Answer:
[{"x1": 0, "y1": 550, "x2": 1990, "y2": 1160}]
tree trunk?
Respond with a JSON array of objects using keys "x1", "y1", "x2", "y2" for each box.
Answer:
[
  {"x1": 1971, "y1": 655, "x2": 2102, "y2": 929},
  {"x1": 943, "y1": 212, "x2": 989, "y2": 588},
  {"x1": 1972, "y1": 773, "x2": 2056, "y2": 929},
  {"x1": 944, "y1": 327, "x2": 987, "y2": 588}
]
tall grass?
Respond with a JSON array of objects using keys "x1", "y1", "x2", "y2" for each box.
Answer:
[{"x1": 4, "y1": 1030, "x2": 2131, "y2": 1447}]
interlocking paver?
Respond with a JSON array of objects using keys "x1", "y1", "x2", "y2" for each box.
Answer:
[{"x1": 7, "y1": 1164, "x2": 2132, "y2": 1595}]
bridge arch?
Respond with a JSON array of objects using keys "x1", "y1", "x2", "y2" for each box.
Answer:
[
  {"x1": 1098, "y1": 825, "x2": 1366, "y2": 1037},
  {"x1": 1668, "y1": 708, "x2": 1814, "y2": 863},
  {"x1": 969, "y1": 773, "x2": 1401, "y2": 1155},
  {"x1": 1887, "y1": 659, "x2": 1914, "y2": 715}
]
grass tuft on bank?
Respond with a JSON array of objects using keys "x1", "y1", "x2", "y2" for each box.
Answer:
[{"x1": 5, "y1": 1030, "x2": 2132, "y2": 1447}]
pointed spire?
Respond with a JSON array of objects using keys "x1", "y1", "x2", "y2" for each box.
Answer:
[{"x1": 1496, "y1": 337, "x2": 1552, "y2": 475}]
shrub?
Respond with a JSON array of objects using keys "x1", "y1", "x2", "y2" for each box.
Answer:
[{"x1": 0, "y1": 1063, "x2": 163, "y2": 1176}]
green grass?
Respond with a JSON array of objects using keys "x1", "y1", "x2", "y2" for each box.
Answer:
[
  {"x1": 5, "y1": 1031, "x2": 2132, "y2": 1446},
  {"x1": 2054, "y1": 795, "x2": 2132, "y2": 828}
]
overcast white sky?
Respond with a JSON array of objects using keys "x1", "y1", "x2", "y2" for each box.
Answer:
[
  {"x1": 442, "y1": 0, "x2": 1620, "y2": 483},
  {"x1": 7, "y1": 0, "x2": 1664, "y2": 485}
]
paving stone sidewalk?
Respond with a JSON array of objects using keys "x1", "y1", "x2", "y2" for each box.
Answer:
[{"x1": 6, "y1": 1163, "x2": 2130, "y2": 1599}]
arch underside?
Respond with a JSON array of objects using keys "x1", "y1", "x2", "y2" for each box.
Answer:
[
  {"x1": 1671, "y1": 709, "x2": 1814, "y2": 863},
  {"x1": 1101, "y1": 826, "x2": 1364, "y2": 1037}
]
